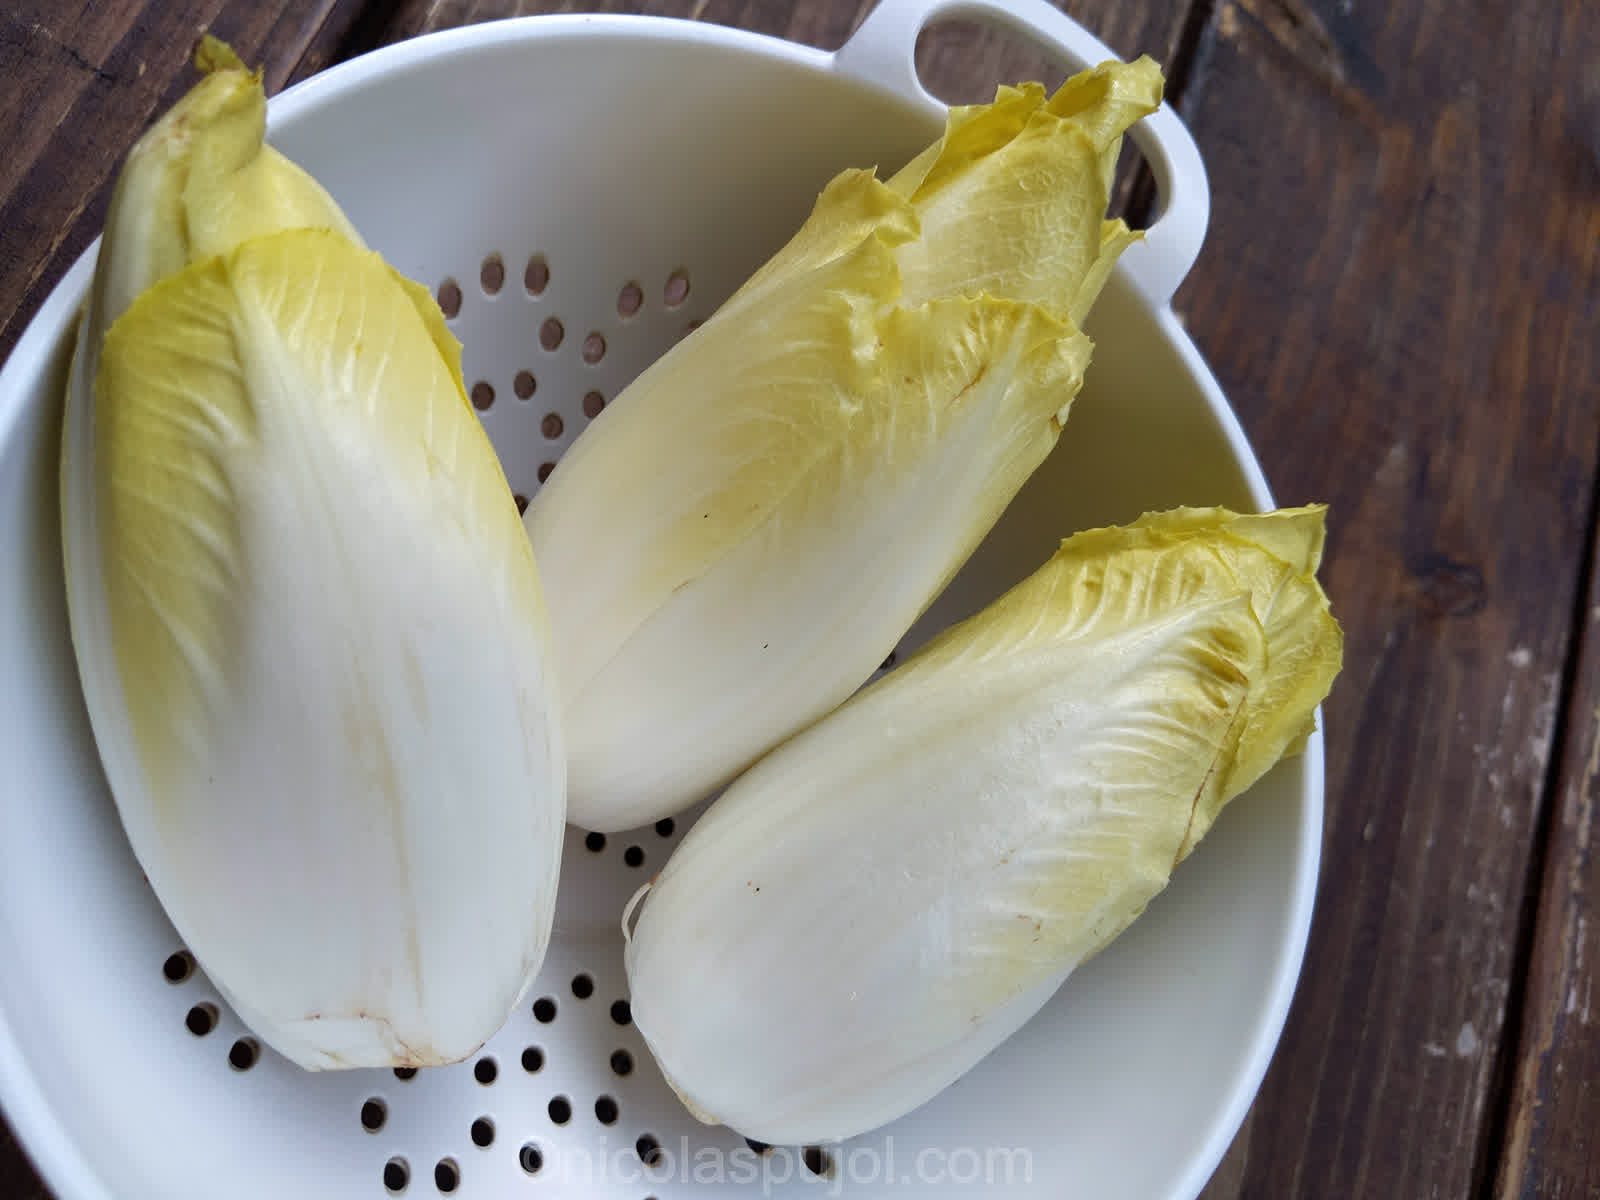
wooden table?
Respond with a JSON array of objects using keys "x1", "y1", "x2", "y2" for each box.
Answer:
[{"x1": 1, "y1": 1, "x2": 1595, "y2": 1196}]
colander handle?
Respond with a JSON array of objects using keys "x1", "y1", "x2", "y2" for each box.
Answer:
[{"x1": 832, "y1": 0, "x2": 1210, "y2": 310}]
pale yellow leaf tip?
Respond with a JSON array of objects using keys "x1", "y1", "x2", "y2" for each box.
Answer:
[{"x1": 194, "y1": 34, "x2": 250, "y2": 78}]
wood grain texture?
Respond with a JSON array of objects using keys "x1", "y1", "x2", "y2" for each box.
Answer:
[
  {"x1": 1495, "y1": 597, "x2": 1600, "y2": 1198},
  {"x1": 1172, "y1": 0, "x2": 1600, "y2": 1196}
]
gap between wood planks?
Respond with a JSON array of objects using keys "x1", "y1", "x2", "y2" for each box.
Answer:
[{"x1": 1472, "y1": 433, "x2": 1600, "y2": 1198}]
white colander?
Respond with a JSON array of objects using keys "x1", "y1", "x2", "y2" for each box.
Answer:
[{"x1": 0, "y1": 1, "x2": 1322, "y2": 1197}]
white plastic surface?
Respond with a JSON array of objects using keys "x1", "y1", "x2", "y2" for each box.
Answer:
[{"x1": 0, "y1": 7, "x2": 1318, "y2": 1200}]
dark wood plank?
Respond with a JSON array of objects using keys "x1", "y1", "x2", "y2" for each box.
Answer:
[
  {"x1": 1170, "y1": 0, "x2": 1600, "y2": 1196},
  {"x1": 1495, "y1": 580, "x2": 1600, "y2": 1195}
]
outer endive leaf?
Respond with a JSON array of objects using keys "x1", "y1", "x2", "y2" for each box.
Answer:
[
  {"x1": 1030, "y1": 506, "x2": 1342, "y2": 847},
  {"x1": 716, "y1": 168, "x2": 919, "y2": 317}
]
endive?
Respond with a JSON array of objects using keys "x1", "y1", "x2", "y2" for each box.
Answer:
[
  {"x1": 59, "y1": 43, "x2": 565, "y2": 1069},
  {"x1": 528, "y1": 59, "x2": 1165, "y2": 831},
  {"x1": 625, "y1": 507, "x2": 1342, "y2": 1144}
]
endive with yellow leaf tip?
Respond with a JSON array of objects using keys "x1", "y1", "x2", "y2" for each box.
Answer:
[
  {"x1": 59, "y1": 41, "x2": 564, "y2": 1070},
  {"x1": 624, "y1": 507, "x2": 1342, "y2": 1144},
  {"x1": 527, "y1": 58, "x2": 1165, "y2": 831}
]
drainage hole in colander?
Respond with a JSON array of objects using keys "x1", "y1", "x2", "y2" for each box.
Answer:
[
  {"x1": 394, "y1": 1066, "x2": 418, "y2": 1081},
  {"x1": 519, "y1": 1144, "x2": 543, "y2": 1175},
  {"x1": 585, "y1": 831, "x2": 607, "y2": 853},
  {"x1": 474, "y1": 1056, "x2": 498, "y2": 1085},
  {"x1": 525, "y1": 256, "x2": 550, "y2": 296},
  {"x1": 610, "y1": 1049, "x2": 633, "y2": 1076},
  {"x1": 514, "y1": 493, "x2": 529, "y2": 515},
  {"x1": 480, "y1": 255, "x2": 505, "y2": 296},
  {"x1": 636, "y1": 1134, "x2": 663, "y2": 1167},
  {"x1": 594, "y1": 1095, "x2": 620, "y2": 1126},
  {"x1": 436, "y1": 281, "x2": 462, "y2": 320},
  {"x1": 583, "y1": 390, "x2": 606, "y2": 419},
  {"x1": 624, "y1": 845, "x2": 646, "y2": 869},
  {"x1": 746, "y1": 1138, "x2": 772, "y2": 1155},
  {"x1": 572, "y1": 973, "x2": 594, "y2": 999},
  {"x1": 541, "y1": 412, "x2": 564, "y2": 439},
  {"x1": 804, "y1": 1146, "x2": 835, "y2": 1178},
  {"x1": 618, "y1": 282, "x2": 643, "y2": 318},
  {"x1": 185, "y1": 1003, "x2": 218, "y2": 1036},
  {"x1": 664, "y1": 270, "x2": 691, "y2": 308},
  {"x1": 515, "y1": 370, "x2": 537, "y2": 401},
  {"x1": 162, "y1": 949, "x2": 195, "y2": 983},
  {"x1": 654, "y1": 818, "x2": 675, "y2": 838},
  {"x1": 470, "y1": 381, "x2": 494, "y2": 412},
  {"x1": 522, "y1": 1045, "x2": 545, "y2": 1073},
  {"x1": 548, "y1": 1095, "x2": 572, "y2": 1125},
  {"x1": 228, "y1": 1037, "x2": 259, "y2": 1071},
  {"x1": 533, "y1": 996, "x2": 558, "y2": 1024},
  {"x1": 470, "y1": 1117, "x2": 495, "y2": 1148},
  {"x1": 360, "y1": 1098, "x2": 387, "y2": 1133},
  {"x1": 539, "y1": 317, "x2": 564, "y2": 352},
  {"x1": 434, "y1": 1157, "x2": 460, "y2": 1193},
  {"x1": 383, "y1": 1157, "x2": 409, "y2": 1193},
  {"x1": 582, "y1": 332, "x2": 607, "y2": 364},
  {"x1": 537, "y1": 461, "x2": 556, "y2": 483},
  {"x1": 611, "y1": 999, "x2": 632, "y2": 1026}
]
